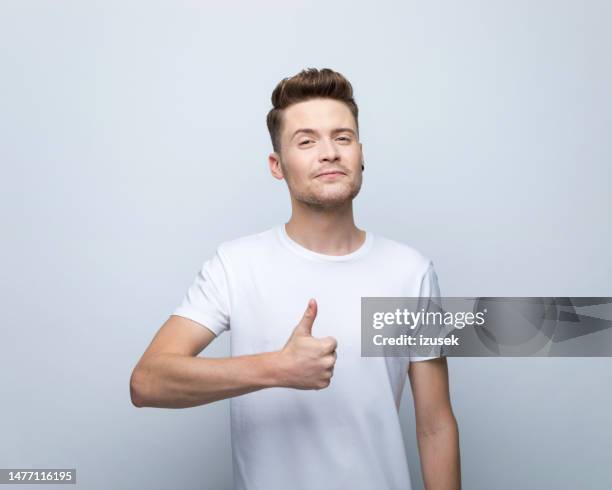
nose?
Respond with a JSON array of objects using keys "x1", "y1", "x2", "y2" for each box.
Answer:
[{"x1": 318, "y1": 137, "x2": 340, "y2": 162}]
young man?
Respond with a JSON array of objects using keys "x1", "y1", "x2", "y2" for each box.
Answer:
[{"x1": 130, "y1": 68, "x2": 461, "y2": 490}]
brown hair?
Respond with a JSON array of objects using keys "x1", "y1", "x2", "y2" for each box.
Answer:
[{"x1": 266, "y1": 67, "x2": 359, "y2": 154}]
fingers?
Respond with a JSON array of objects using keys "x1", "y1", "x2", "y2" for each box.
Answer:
[
  {"x1": 320, "y1": 336, "x2": 337, "y2": 354},
  {"x1": 324, "y1": 348, "x2": 337, "y2": 376},
  {"x1": 295, "y1": 298, "x2": 318, "y2": 336}
]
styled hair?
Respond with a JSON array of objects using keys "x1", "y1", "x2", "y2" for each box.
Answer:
[{"x1": 266, "y1": 68, "x2": 359, "y2": 154}]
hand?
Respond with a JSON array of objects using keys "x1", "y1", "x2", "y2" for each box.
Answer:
[{"x1": 276, "y1": 299, "x2": 337, "y2": 390}]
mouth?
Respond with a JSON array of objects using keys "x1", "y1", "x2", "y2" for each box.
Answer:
[{"x1": 316, "y1": 171, "x2": 346, "y2": 179}]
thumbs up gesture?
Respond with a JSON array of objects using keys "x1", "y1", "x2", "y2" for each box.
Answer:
[{"x1": 276, "y1": 299, "x2": 338, "y2": 390}]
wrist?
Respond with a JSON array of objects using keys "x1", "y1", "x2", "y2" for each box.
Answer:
[{"x1": 262, "y1": 350, "x2": 291, "y2": 388}]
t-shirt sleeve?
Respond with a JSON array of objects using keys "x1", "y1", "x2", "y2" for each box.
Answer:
[
  {"x1": 410, "y1": 261, "x2": 444, "y2": 362},
  {"x1": 171, "y1": 247, "x2": 231, "y2": 337}
]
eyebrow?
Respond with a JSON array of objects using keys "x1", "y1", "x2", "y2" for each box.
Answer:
[{"x1": 291, "y1": 127, "x2": 357, "y2": 140}]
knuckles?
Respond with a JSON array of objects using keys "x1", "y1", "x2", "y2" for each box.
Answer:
[
  {"x1": 315, "y1": 378, "x2": 331, "y2": 390},
  {"x1": 324, "y1": 336, "x2": 338, "y2": 350}
]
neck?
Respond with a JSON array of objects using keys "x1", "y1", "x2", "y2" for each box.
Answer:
[{"x1": 284, "y1": 198, "x2": 366, "y2": 256}]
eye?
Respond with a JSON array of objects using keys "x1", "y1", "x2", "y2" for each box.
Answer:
[
  {"x1": 337, "y1": 136, "x2": 351, "y2": 142},
  {"x1": 299, "y1": 139, "x2": 312, "y2": 146}
]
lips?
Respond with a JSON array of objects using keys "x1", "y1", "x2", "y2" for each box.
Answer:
[{"x1": 316, "y1": 170, "x2": 346, "y2": 177}]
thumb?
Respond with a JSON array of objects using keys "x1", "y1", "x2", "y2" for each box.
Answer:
[{"x1": 294, "y1": 298, "x2": 317, "y2": 337}]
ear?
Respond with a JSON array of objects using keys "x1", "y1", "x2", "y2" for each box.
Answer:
[
  {"x1": 268, "y1": 152, "x2": 285, "y2": 180},
  {"x1": 360, "y1": 142, "x2": 365, "y2": 170}
]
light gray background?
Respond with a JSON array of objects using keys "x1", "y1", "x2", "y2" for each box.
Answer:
[{"x1": 1, "y1": 1, "x2": 611, "y2": 489}]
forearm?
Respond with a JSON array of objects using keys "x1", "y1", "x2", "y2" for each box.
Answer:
[
  {"x1": 131, "y1": 351, "x2": 283, "y2": 409},
  {"x1": 416, "y1": 416, "x2": 461, "y2": 490}
]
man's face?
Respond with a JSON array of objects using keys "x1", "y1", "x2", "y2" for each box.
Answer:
[{"x1": 269, "y1": 98, "x2": 363, "y2": 210}]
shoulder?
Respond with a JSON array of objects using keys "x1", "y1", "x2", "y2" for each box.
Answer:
[
  {"x1": 374, "y1": 232, "x2": 433, "y2": 274},
  {"x1": 216, "y1": 226, "x2": 277, "y2": 260}
]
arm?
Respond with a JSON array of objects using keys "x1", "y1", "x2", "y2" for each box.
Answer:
[
  {"x1": 129, "y1": 315, "x2": 282, "y2": 408},
  {"x1": 408, "y1": 357, "x2": 461, "y2": 490},
  {"x1": 130, "y1": 299, "x2": 336, "y2": 408}
]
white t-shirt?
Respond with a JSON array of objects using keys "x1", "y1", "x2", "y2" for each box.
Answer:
[{"x1": 172, "y1": 224, "x2": 442, "y2": 490}]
